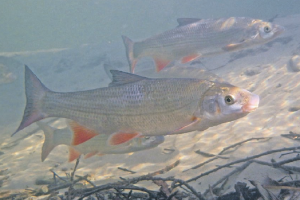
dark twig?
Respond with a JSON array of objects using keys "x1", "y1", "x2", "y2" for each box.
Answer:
[
  {"x1": 46, "y1": 175, "x2": 89, "y2": 192},
  {"x1": 185, "y1": 146, "x2": 300, "y2": 183},
  {"x1": 218, "y1": 137, "x2": 271, "y2": 155},
  {"x1": 203, "y1": 155, "x2": 300, "y2": 196},
  {"x1": 68, "y1": 157, "x2": 80, "y2": 200},
  {"x1": 78, "y1": 185, "x2": 157, "y2": 200},
  {"x1": 184, "y1": 137, "x2": 271, "y2": 172},
  {"x1": 203, "y1": 161, "x2": 252, "y2": 196},
  {"x1": 75, "y1": 175, "x2": 96, "y2": 187},
  {"x1": 183, "y1": 157, "x2": 218, "y2": 172},
  {"x1": 50, "y1": 169, "x2": 68, "y2": 183},
  {"x1": 166, "y1": 191, "x2": 178, "y2": 200},
  {"x1": 117, "y1": 167, "x2": 136, "y2": 174}
]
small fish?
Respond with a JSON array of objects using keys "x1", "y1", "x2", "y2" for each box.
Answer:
[
  {"x1": 37, "y1": 120, "x2": 164, "y2": 162},
  {"x1": 14, "y1": 66, "x2": 259, "y2": 146},
  {"x1": 122, "y1": 17, "x2": 284, "y2": 72}
]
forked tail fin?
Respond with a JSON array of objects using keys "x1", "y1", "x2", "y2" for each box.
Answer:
[
  {"x1": 12, "y1": 65, "x2": 50, "y2": 136},
  {"x1": 121, "y1": 35, "x2": 137, "y2": 73}
]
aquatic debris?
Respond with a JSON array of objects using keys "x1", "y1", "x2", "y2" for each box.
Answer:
[
  {"x1": 243, "y1": 66, "x2": 262, "y2": 76},
  {"x1": 289, "y1": 55, "x2": 300, "y2": 72},
  {"x1": 184, "y1": 137, "x2": 271, "y2": 172},
  {"x1": 281, "y1": 131, "x2": 300, "y2": 141},
  {"x1": 123, "y1": 17, "x2": 284, "y2": 72},
  {"x1": 3, "y1": 138, "x2": 300, "y2": 199},
  {"x1": 289, "y1": 107, "x2": 300, "y2": 112}
]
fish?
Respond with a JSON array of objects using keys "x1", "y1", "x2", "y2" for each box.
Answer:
[
  {"x1": 122, "y1": 17, "x2": 284, "y2": 72},
  {"x1": 14, "y1": 65, "x2": 259, "y2": 146},
  {"x1": 37, "y1": 120, "x2": 165, "y2": 162}
]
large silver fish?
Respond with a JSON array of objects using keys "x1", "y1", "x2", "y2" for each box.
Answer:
[
  {"x1": 36, "y1": 121, "x2": 164, "y2": 162},
  {"x1": 122, "y1": 17, "x2": 284, "y2": 72},
  {"x1": 14, "y1": 66, "x2": 259, "y2": 145}
]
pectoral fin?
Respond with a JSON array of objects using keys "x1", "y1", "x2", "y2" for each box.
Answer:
[
  {"x1": 181, "y1": 54, "x2": 201, "y2": 63},
  {"x1": 108, "y1": 132, "x2": 140, "y2": 146},
  {"x1": 169, "y1": 116, "x2": 201, "y2": 135},
  {"x1": 222, "y1": 43, "x2": 243, "y2": 51}
]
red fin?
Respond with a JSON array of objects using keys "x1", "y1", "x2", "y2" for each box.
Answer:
[
  {"x1": 84, "y1": 151, "x2": 98, "y2": 159},
  {"x1": 108, "y1": 132, "x2": 139, "y2": 146},
  {"x1": 154, "y1": 58, "x2": 171, "y2": 72},
  {"x1": 68, "y1": 147, "x2": 81, "y2": 162},
  {"x1": 68, "y1": 121, "x2": 98, "y2": 145},
  {"x1": 97, "y1": 153, "x2": 104, "y2": 156},
  {"x1": 181, "y1": 54, "x2": 200, "y2": 63}
]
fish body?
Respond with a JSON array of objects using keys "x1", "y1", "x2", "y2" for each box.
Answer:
[
  {"x1": 37, "y1": 120, "x2": 164, "y2": 162},
  {"x1": 123, "y1": 17, "x2": 284, "y2": 72},
  {"x1": 14, "y1": 66, "x2": 259, "y2": 145}
]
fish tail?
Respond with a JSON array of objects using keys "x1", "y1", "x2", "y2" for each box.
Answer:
[
  {"x1": 36, "y1": 121, "x2": 57, "y2": 162},
  {"x1": 12, "y1": 65, "x2": 50, "y2": 136},
  {"x1": 122, "y1": 35, "x2": 137, "y2": 73}
]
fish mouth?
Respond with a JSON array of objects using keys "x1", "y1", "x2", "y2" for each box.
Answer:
[
  {"x1": 274, "y1": 25, "x2": 285, "y2": 36},
  {"x1": 242, "y1": 94, "x2": 260, "y2": 112}
]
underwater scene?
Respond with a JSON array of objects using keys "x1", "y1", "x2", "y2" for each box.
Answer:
[{"x1": 1, "y1": 1, "x2": 300, "y2": 199}]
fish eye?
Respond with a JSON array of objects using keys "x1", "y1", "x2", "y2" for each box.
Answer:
[
  {"x1": 224, "y1": 95, "x2": 235, "y2": 105},
  {"x1": 264, "y1": 26, "x2": 271, "y2": 33}
]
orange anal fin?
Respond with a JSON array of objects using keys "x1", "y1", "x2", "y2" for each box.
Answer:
[
  {"x1": 84, "y1": 151, "x2": 98, "y2": 159},
  {"x1": 68, "y1": 121, "x2": 98, "y2": 145},
  {"x1": 108, "y1": 132, "x2": 140, "y2": 146},
  {"x1": 181, "y1": 54, "x2": 201, "y2": 63},
  {"x1": 68, "y1": 147, "x2": 81, "y2": 162},
  {"x1": 154, "y1": 58, "x2": 171, "y2": 72},
  {"x1": 169, "y1": 116, "x2": 200, "y2": 135}
]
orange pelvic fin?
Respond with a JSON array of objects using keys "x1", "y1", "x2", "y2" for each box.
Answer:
[
  {"x1": 181, "y1": 54, "x2": 201, "y2": 63},
  {"x1": 84, "y1": 151, "x2": 98, "y2": 159},
  {"x1": 108, "y1": 132, "x2": 140, "y2": 146},
  {"x1": 68, "y1": 146, "x2": 81, "y2": 162},
  {"x1": 154, "y1": 58, "x2": 171, "y2": 72},
  {"x1": 68, "y1": 121, "x2": 98, "y2": 146}
]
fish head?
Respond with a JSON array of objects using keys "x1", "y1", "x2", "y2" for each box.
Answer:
[
  {"x1": 199, "y1": 83, "x2": 259, "y2": 123},
  {"x1": 129, "y1": 136, "x2": 165, "y2": 151},
  {"x1": 248, "y1": 19, "x2": 285, "y2": 44}
]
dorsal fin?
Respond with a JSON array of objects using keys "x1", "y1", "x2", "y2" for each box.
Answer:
[
  {"x1": 177, "y1": 18, "x2": 202, "y2": 26},
  {"x1": 109, "y1": 70, "x2": 147, "y2": 87}
]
